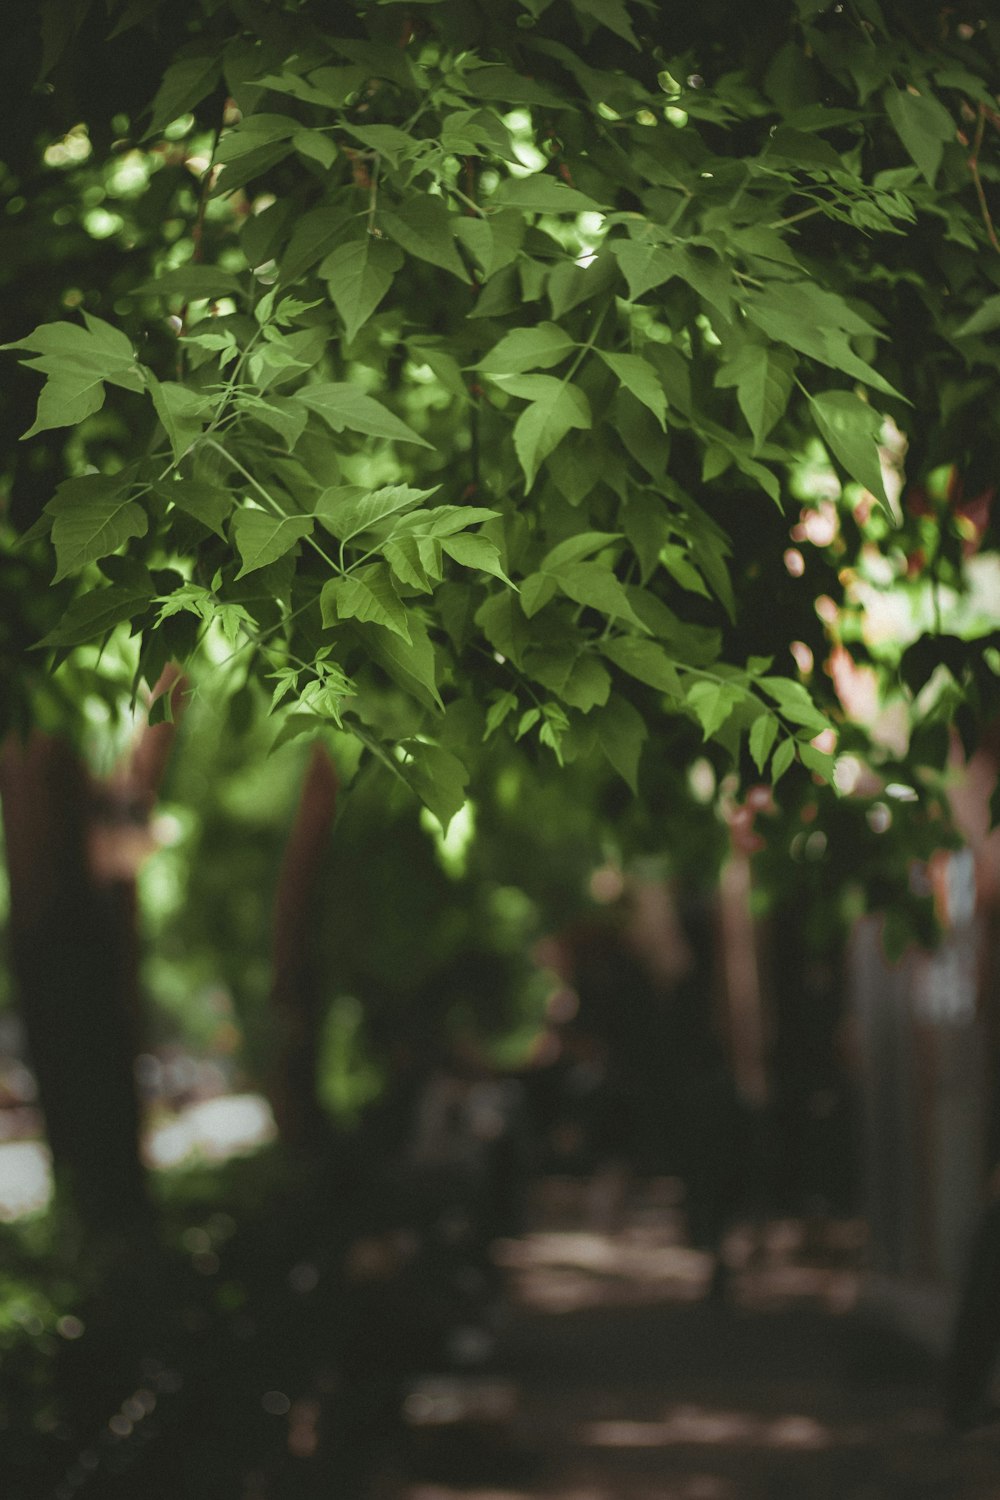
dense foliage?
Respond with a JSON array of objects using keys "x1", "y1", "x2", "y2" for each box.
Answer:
[{"x1": 4, "y1": 0, "x2": 997, "y2": 840}]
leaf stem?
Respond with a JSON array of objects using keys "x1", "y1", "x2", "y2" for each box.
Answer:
[
  {"x1": 968, "y1": 104, "x2": 1000, "y2": 254},
  {"x1": 768, "y1": 203, "x2": 826, "y2": 230},
  {"x1": 203, "y1": 438, "x2": 343, "y2": 575},
  {"x1": 447, "y1": 184, "x2": 488, "y2": 218}
]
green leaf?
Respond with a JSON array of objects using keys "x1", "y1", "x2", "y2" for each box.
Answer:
[
  {"x1": 610, "y1": 240, "x2": 676, "y2": 301},
  {"x1": 232, "y1": 509, "x2": 313, "y2": 578},
  {"x1": 407, "y1": 340, "x2": 470, "y2": 401},
  {"x1": 623, "y1": 495, "x2": 668, "y2": 583},
  {"x1": 519, "y1": 572, "x2": 559, "y2": 617},
  {"x1": 383, "y1": 535, "x2": 443, "y2": 591},
  {"x1": 242, "y1": 395, "x2": 309, "y2": 450},
  {"x1": 550, "y1": 561, "x2": 650, "y2": 631},
  {"x1": 547, "y1": 254, "x2": 618, "y2": 319},
  {"x1": 293, "y1": 129, "x2": 338, "y2": 169},
  {"x1": 344, "y1": 123, "x2": 422, "y2": 168},
  {"x1": 460, "y1": 63, "x2": 568, "y2": 109},
  {"x1": 809, "y1": 390, "x2": 894, "y2": 519},
  {"x1": 315, "y1": 483, "x2": 436, "y2": 543},
  {"x1": 147, "y1": 53, "x2": 221, "y2": 136},
  {"x1": 132, "y1": 266, "x2": 244, "y2": 299},
  {"x1": 210, "y1": 143, "x2": 294, "y2": 196},
  {"x1": 441, "y1": 533, "x2": 513, "y2": 584},
  {"x1": 6, "y1": 314, "x2": 144, "y2": 437},
  {"x1": 46, "y1": 474, "x2": 148, "y2": 582},
  {"x1": 403, "y1": 505, "x2": 501, "y2": 538},
  {"x1": 594, "y1": 694, "x2": 646, "y2": 790},
  {"x1": 771, "y1": 736, "x2": 795, "y2": 783},
  {"x1": 749, "y1": 712, "x2": 779, "y2": 772},
  {"x1": 561, "y1": 654, "x2": 613, "y2": 712},
  {"x1": 884, "y1": 86, "x2": 954, "y2": 186},
  {"x1": 479, "y1": 322, "x2": 577, "y2": 374},
  {"x1": 380, "y1": 196, "x2": 470, "y2": 282},
  {"x1": 147, "y1": 376, "x2": 211, "y2": 461},
  {"x1": 759, "y1": 675, "x2": 830, "y2": 733},
  {"x1": 493, "y1": 175, "x2": 604, "y2": 215},
  {"x1": 570, "y1": 0, "x2": 640, "y2": 48},
  {"x1": 357, "y1": 613, "x2": 443, "y2": 711},
  {"x1": 476, "y1": 589, "x2": 530, "y2": 665},
  {"x1": 659, "y1": 543, "x2": 709, "y2": 598},
  {"x1": 321, "y1": 564, "x2": 411, "y2": 640},
  {"x1": 398, "y1": 739, "x2": 469, "y2": 832},
  {"x1": 440, "y1": 108, "x2": 518, "y2": 161},
  {"x1": 799, "y1": 742, "x2": 836, "y2": 781},
  {"x1": 601, "y1": 637, "x2": 681, "y2": 695},
  {"x1": 455, "y1": 208, "x2": 525, "y2": 278},
  {"x1": 613, "y1": 389, "x2": 669, "y2": 478},
  {"x1": 38, "y1": 583, "x2": 153, "y2": 648},
  {"x1": 155, "y1": 479, "x2": 233, "y2": 538},
  {"x1": 742, "y1": 285, "x2": 901, "y2": 400},
  {"x1": 320, "y1": 237, "x2": 403, "y2": 342},
  {"x1": 484, "y1": 691, "x2": 519, "y2": 739},
  {"x1": 540, "y1": 531, "x2": 621, "y2": 571},
  {"x1": 512, "y1": 379, "x2": 591, "y2": 490},
  {"x1": 955, "y1": 296, "x2": 1000, "y2": 338},
  {"x1": 715, "y1": 345, "x2": 794, "y2": 450},
  {"x1": 597, "y1": 351, "x2": 666, "y2": 428},
  {"x1": 686, "y1": 680, "x2": 738, "y2": 738},
  {"x1": 297, "y1": 383, "x2": 432, "y2": 447},
  {"x1": 279, "y1": 207, "x2": 344, "y2": 282},
  {"x1": 213, "y1": 113, "x2": 301, "y2": 161}
]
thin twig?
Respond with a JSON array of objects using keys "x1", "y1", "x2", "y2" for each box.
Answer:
[
  {"x1": 968, "y1": 103, "x2": 1000, "y2": 254},
  {"x1": 203, "y1": 438, "x2": 343, "y2": 576}
]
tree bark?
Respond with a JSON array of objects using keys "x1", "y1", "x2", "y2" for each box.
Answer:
[
  {"x1": 0, "y1": 672, "x2": 186, "y2": 1241},
  {"x1": 268, "y1": 743, "x2": 339, "y2": 1156}
]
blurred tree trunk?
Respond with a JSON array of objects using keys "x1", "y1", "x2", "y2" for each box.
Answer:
[
  {"x1": 0, "y1": 674, "x2": 185, "y2": 1241},
  {"x1": 268, "y1": 743, "x2": 339, "y2": 1157}
]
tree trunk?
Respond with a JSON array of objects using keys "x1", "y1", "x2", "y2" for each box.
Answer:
[
  {"x1": 0, "y1": 733, "x2": 149, "y2": 1236},
  {"x1": 0, "y1": 673, "x2": 185, "y2": 1241},
  {"x1": 268, "y1": 743, "x2": 339, "y2": 1157}
]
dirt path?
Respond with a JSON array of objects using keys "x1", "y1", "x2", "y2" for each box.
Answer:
[{"x1": 392, "y1": 1180, "x2": 1000, "y2": 1500}]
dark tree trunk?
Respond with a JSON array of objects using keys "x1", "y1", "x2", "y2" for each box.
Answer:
[
  {"x1": 268, "y1": 743, "x2": 339, "y2": 1157},
  {"x1": 0, "y1": 672, "x2": 185, "y2": 1242}
]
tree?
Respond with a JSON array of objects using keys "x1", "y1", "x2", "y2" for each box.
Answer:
[{"x1": 2, "y1": 0, "x2": 999, "y2": 1221}]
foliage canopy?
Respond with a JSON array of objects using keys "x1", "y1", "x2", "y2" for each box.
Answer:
[{"x1": 3, "y1": 0, "x2": 999, "y2": 838}]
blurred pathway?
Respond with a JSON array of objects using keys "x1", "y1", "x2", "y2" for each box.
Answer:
[{"x1": 393, "y1": 1179, "x2": 1000, "y2": 1500}]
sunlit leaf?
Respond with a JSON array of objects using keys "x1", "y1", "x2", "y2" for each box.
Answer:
[
  {"x1": 321, "y1": 564, "x2": 411, "y2": 640},
  {"x1": 598, "y1": 351, "x2": 667, "y2": 429},
  {"x1": 320, "y1": 237, "x2": 403, "y2": 342},
  {"x1": 298, "y1": 383, "x2": 432, "y2": 447},
  {"x1": 749, "y1": 712, "x2": 780, "y2": 772},
  {"x1": 315, "y1": 483, "x2": 436, "y2": 542},
  {"x1": 512, "y1": 379, "x2": 591, "y2": 490},
  {"x1": 46, "y1": 474, "x2": 148, "y2": 582},
  {"x1": 809, "y1": 390, "x2": 894, "y2": 518},
  {"x1": 38, "y1": 583, "x2": 153, "y2": 648},
  {"x1": 232, "y1": 509, "x2": 313, "y2": 578},
  {"x1": 398, "y1": 739, "x2": 469, "y2": 831},
  {"x1": 884, "y1": 85, "x2": 954, "y2": 186},
  {"x1": 380, "y1": 195, "x2": 470, "y2": 281},
  {"x1": 479, "y1": 323, "x2": 577, "y2": 375}
]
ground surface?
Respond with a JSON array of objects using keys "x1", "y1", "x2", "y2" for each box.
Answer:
[{"x1": 391, "y1": 1178, "x2": 1000, "y2": 1500}]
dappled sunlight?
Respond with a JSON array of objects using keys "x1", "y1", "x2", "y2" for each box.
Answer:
[
  {"x1": 497, "y1": 1229, "x2": 710, "y2": 1312},
  {"x1": 0, "y1": 1140, "x2": 51, "y2": 1221},
  {"x1": 581, "y1": 1407, "x2": 834, "y2": 1451},
  {"x1": 143, "y1": 1092, "x2": 276, "y2": 1168},
  {"x1": 0, "y1": 1094, "x2": 277, "y2": 1218}
]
